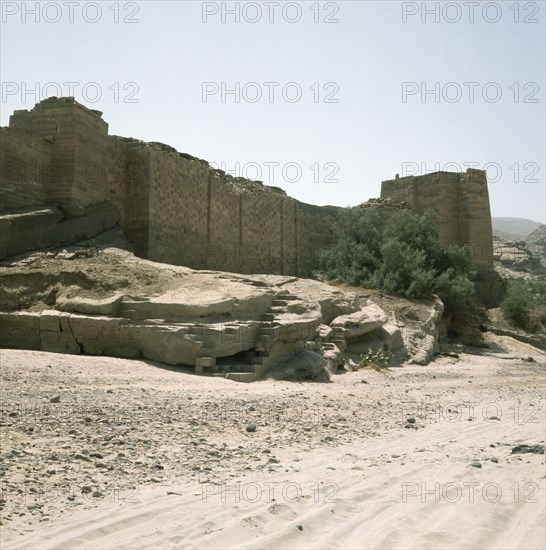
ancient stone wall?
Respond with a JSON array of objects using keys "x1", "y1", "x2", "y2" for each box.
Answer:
[
  {"x1": 460, "y1": 169, "x2": 494, "y2": 268},
  {"x1": 147, "y1": 148, "x2": 211, "y2": 269},
  {"x1": 1, "y1": 97, "x2": 494, "y2": 278},
  {"x1": 381, "y1": 169, "x2": 494, "y2": 268},
  {"x1": 0, "y1": 204, "x2": 120, "y2": 259},
  {"x1": 143, "y1": 145, "x2": 319, "y2": 276},
  {"x1": 111, "y1": 139, "x2": 151, "y2": 258},
  {"x1": 0, "y1": 127, "x2": 52, "y2": 209},
  {"x1": 2, "y1": 99, "x2": 329, "y2": 275},
  {"x1": 298, "y1": 202, "x2": 341, "y2": 274}
]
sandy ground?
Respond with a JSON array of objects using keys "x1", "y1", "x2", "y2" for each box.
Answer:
[{"x1": 0, "y1": 334, "x2": 545, "y2": 550}]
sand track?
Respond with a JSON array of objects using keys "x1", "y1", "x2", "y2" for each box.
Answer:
[{"x1": 1, "y1": 339, "x2": 544, "y2": 549}]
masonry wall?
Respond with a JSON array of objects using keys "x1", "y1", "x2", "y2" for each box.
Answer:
[
  {"x1": 143, "y1": 143, "x2": 319, "y2": 276},
  {"x1": 110, "y1": 140, "x2": 151, "y2": 257},
  {"x1": 146, "y1": 149, "x2": 209, "y2": 268},
  {"x1": 298, "y1": 203, "x2": 341, "y2": 274},
  {"x1": 239, "y1": 187, "x2": 283, "y2": 274},
  {"x1": 0, "y1": 127, "x2": 52, "y2": 209},
  {"x1": 459, "y1": 169, "x2": 494, "y2": 268},
  {"x1": 0, "y1": 98, "x2": 343, "y2": 276},
  {"x1": 1, "y1": 98, "x2": 494, "y2": 277},
  {"x1": 70, "y1": 103, "x2": 112, "y2": 212},
  {"x1": 381, "y1": 169, "x2": 494, "y2": 268},
  {"x1": 281, "y1": 199, "x2": 300, "y2": 275}
]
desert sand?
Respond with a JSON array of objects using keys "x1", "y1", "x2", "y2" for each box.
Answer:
[{"x1": 0, "y1": 333, "x2": 544, "y2": 550}]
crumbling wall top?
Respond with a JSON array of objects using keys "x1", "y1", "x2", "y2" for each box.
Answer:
[
  {"x1": 381, "y1": 168, "x2": 487, "y2": 185},
  {"x1": 9, "y1": 96, "x2": 105, "y2": 126},
  {"x1": 358, "y1": 197, "x2": 410, "y2": 210}
]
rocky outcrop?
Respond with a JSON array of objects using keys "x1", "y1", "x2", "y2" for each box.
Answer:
[
  {"x1": 330, "y1": 302, "x2": 387, "y2": 339},
  {"x1": 0, "y1": 234, "x2": 447, "y2": 381},
  {"x1": 493, "y1": 238, "x2": 542, "y2": 272},
  {"x1": 0, "y1": 236, "x2": 354, "y2": 382},
  {"x1": 267, "y1": 350, "x2": 330, "y2": 382},
  {"x1": 472, "y1": 267, "x2": 506, "y2": 308},
  {"x1": 485, "y1": 308, "x2": 546, "y2": 351},
  {"x1": 57, "y1": 293, "x2": 124, "y2": 315},
  {"x1": 344, "y1": 323, "x2": 405, "y2": 356},
  {"x1": 404, "y1": 297, "x2": 444, "y2": 364},
  {"x1": 355, "y1": 295, "x2": 445, "y2": 365}
]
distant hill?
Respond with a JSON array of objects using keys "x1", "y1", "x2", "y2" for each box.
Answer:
[
  {"x1": 492, "y1": 217, "x2": 544, "y2": 240},
  {"x1": 525, "y1": 224, "x2": 546, "y2": 248}
]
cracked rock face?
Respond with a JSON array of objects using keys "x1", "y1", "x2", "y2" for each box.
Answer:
[
  {"x1": 493, "y1": 233, "x2": 545, "y2": 274},
  {"x1": 0, "y1": 236, "x2": 363, "y2": 381},
  {"x1": 330, "y1": 302, "x2": 388, "y2": 339},
  {"x1": 0, "y1": 234, "x2": 443, "y2": 381}
]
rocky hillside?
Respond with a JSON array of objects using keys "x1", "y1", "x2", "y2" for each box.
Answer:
[
  {"x1": 493, "y1": 237, "x2": 545, "y2": 274},
  {"x1": 525, "y1": 224, "x2": 546, "y2": 251},
  {"x1": 492, "y1": 220, "x2": 545, "y2": 275},
  {"x1": 492, "y1": 217, "x2": 543, "y2": 240},
  {"x1": 491, "y1": 222, "x2": 545, "y2": 350}
]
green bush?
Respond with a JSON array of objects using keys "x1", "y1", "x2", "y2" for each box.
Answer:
[
  {"x1": 316, "y1": 208, "x2": 382, "y2": 286},
  {"x1": 315, "y1": 208, "x2": 474, "y2": 313},
  {"x1": 501, "y1": 279, "x2": 545, "y2": 332}
]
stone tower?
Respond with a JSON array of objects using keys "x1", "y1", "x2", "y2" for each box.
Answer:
[
  {"x1": 4, "y1": 97, "x2": 112, "y2": 217},
  {"x1": 380, "y1": 169, "x2": 494, "y2": 269}
]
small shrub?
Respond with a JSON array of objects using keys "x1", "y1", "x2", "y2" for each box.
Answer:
[
  {"x1": 501, "y1": 279, "x2": 543, "y2": 332},
  {"x1": 359, "y1": 349, "x2": 393, "y2": 370}
]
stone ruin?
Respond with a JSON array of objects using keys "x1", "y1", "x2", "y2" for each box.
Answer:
[
  {"x1": 0, "y1": 97, "x2": 502, "y2": 379},
  {"x1": 0, "y1": 97, "x2": 340, "y2": 276},
  {"x1": 1, "y1": 97, "x2": 495, "y2": 275},
  {"x1": 380, "y1": 170, "x2": 494, "y2": 269}
]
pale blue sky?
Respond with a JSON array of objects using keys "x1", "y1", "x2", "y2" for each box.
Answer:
[{"x1": 1, "y1": 0, "x2": 545, "y2": 221}]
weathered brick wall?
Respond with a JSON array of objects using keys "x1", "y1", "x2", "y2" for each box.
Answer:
[
  {"x1": 8, "y1": 100, "x2": 77, "y2": 210},
  {"x1": 239, "y1": 188, "x2": 283, "y2": 274},
  {"x1": 106, "y1": 138, "x2": 129, "y2": 216},
  {"x1": 298, "y1": 203, "x2": 341, "y2": 275},
  {"x1": 381, "y1": 169, "x2": 494, "y2": 268},
  {"x1": 108, "y1": 139, "x2": 151, "y2": 257},
  {"x1": 0, "y1": 98, "x2": 345, "y2": 275},
  {"x1": 381, "y1": 172, "x2": 461, "y2": 246},
  {"x1": 143, "y1": 144, "x2": 315, "y2": 276},
  {"x1": 70, "y1": 103, "x2": 111, "y2": 212},
  {"x1": 208, "y1": 173, "x2": 242, "y2": 271},
  {"x1": 146, "y1": 148, "x2": 210, "y2": 268},
  {"x1": 0, "y1": 127, "x2": 52, "y2": 210},
  {"x1": 280, "y1": 197, "x2": 302, "y2": 276}
]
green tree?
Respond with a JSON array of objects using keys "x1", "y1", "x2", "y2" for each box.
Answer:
[
  {"x1": 316, "y1": 208, "x2": 381, "y2": 286},
  {"x1": 315, "y1": 207, "x2": 474, "y2": 312}
]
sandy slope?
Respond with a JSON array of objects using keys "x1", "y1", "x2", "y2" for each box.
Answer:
[{"x1": 1, "y1": 336, "x2": 545, "y2": 549}]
